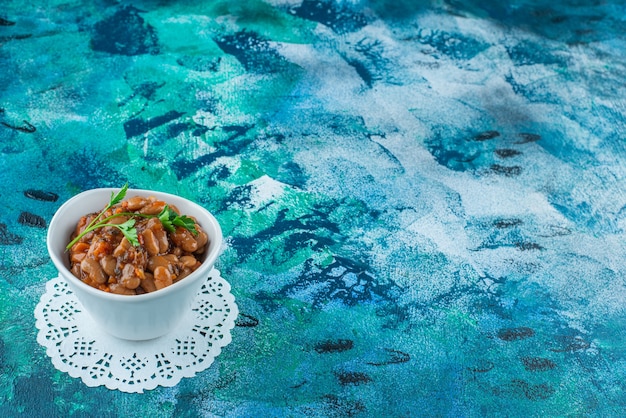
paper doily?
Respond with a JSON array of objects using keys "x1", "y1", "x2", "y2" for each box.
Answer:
[{"x1": 34, "y1": 269, "x2": 237, "y2": 393}]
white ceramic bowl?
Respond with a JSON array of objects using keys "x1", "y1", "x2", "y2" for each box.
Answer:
[{"x1": 47, "y1": 188, "x2": 223, "y2": 340}]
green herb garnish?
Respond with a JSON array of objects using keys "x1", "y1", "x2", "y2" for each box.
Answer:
[
  {"x1": 65, "y1": 184, "x2": 197, "y2": 251},
  {"x1": 158, "y1": 205, "x2": 198, "y2": 235}
]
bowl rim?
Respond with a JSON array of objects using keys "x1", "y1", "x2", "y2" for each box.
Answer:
[{"x1": 47, "y1": 187, "x2": 223, "y2": 303}]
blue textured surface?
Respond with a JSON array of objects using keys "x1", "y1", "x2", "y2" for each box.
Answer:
[{"x1": 1, "y1": 1, "x2": 626, "y2": 416}]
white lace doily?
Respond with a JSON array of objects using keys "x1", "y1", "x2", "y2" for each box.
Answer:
[{"x1": 34, "y1": 269, "x2": 237, "y2": 393}]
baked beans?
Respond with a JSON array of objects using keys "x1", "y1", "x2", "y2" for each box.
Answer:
[{"x1": 67, "y1": 195, "x2": 208, "y2": 295}]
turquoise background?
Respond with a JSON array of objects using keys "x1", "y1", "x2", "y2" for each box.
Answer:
[{"x1": 1, "y1": 0, "x2": 626, "y2": 416}]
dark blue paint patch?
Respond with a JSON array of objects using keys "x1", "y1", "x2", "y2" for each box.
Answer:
[
  {"x1": 470, "y1": 219, "x2": 543, "y2": 252},
  {"x1": 206, "y1": 164, "x2": 232, "y2": 188},
  {"x1": 505, "y1": 73, "x2": 554, "y2": 104},
  {"x1": 291, "y1": 0, "x2": 367, "y2": 34},
  {"x1": 0, "y1": 223, "x2": 23, "y2": 245},
  {"x1": 415, "y1": 29, "x2": 489, "y2": 60},
  {"x1": 445, "y1": 1, "x2": 621, "y2": 44},
  {"x1": 228, "y1": 205, "x2": 338, "y2": 258},
  {"x1": 515, "y1": 133, "x2": 541, "y2": 144},
  {"x1": 497, "y1": 327, "x2": 535, "y2": 341},
  {"x1": 223, "y1": 184, "x2": 254, "y2": 211},
  {"x1": 18, "y1": 211, "x2": 46, "y2": 228},
  {"x1": 176, "y1": 55, "x2": 221, "y2": 72},
  {"x1": 227, "y1": 195, "x2": 364, "y2": 259},
  {"x1": 166, "y1": 122, "x2": 210, "y2": 139},
  {"x1": 515, "y1": 242, "x2": 543, "y2": 251},
  {"x1": 1, "y1": 119, "x2": 36, "y2": 133},
  {"x1": 91, "y1": 6, "x2": 159, "y2": 56},
  {"x1": 335, "y1": 371, "x2": 372, "y2": 386},
  {"x1": 65, "y1": 149, "x2": 127, "y2": 191},
  {"x1": 171, "y1": 124, "x2": 254, "y2": 179},
  {"x1": 279, "y1": 255, "x2": 396, "y2": 308},
  {"x1": 0, "y1": 17, "x2": 16, "y2": 26},
  {"x1": 505, "y1": 379, "x2": 555, "y2": 401},
  {"x1": 520, "y1": 356, "x2": 556, "y2": 372},
  {"x1": 235, "y1": 313, "x2": 259, "y2": 327},
  {"x1": 425, "y1": 127, "x2": 531, "y2": 175},
  {"x1": 474, "y1": 130, "x2": 500, "y2": 141},
  {"x1": 320, "y1": 395, "x2": 366, "y2": 417},
  {"x1": 506, "y1": 40, "x2": 567, "y2": 67},
  {"x1": 490, "y1": 164, "x2": 522, "y2": 176},
  {"x1": 123, "y1": 110, "x2": 185, "y2": 138},
  {"x1": 495, "y1": 148, "x2": 522, "y2": 158},
  {"x1": 493, "y1": 218, "x2": 523, "y2": 229},
  {"x1": 166, "y1": 123, "x2": 190, "y2": 139},
  {"x1": 12, "y1": 375, "x2": 55, "y2": 417},
  {"x1": 214, "y1": 30, "x2": 287, "y2": 74},
  {"x1": 24, "y1": 189, "x2": 58, "y2": 202},
  {"x1": 118, "y1": 81, "x2": 165, "y2": 107},
  {"x1": 314, "y1": 339, "x2": 354, "y2": 353},
  {"x1": 347, "y1": 58, "x2": 376, "y2": 88},
  {"x1": 425, "y1": 129, "x2": 487, "y2": 172},
  {"x1": 1, "y1": 256, "x2": 53, "y2": 288},
  {"x1": 350, "y1": 38, "x2": 394, "y2": 87},
  {"x1": 172, "y1": 152, "x2": 222, "y2": 181},
  {"x1": 550, "y1": 199, "x2": 602, "y2": 231},
  {"x1": 277, "y1": 161, "x2": 308, "y2": 188}
]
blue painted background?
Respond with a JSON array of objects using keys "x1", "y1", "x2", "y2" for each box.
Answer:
[{"x1": 1, "y1": 0, "x2": 625, "y2": 416}]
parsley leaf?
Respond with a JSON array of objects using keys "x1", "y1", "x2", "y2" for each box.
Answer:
[
  {"x1": 112, "y1": 218, "x2": 139, "y2": 246},
  {"x1": 66, "y1": 184, "x2": 130, "y2": 250},
  {"x1": 109, "y1": 183, "x2": 129, "y2": 207},
  {"x1": 66, "y1": 185, "x2": 199, "y2": 251},
  {"x1": 158, "y1": 205, "x2": 198, "y2": 235}
]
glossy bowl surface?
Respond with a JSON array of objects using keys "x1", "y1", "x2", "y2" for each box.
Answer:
[{"x1": 47, "y1": 188, "x2": 223, "y2": 340}]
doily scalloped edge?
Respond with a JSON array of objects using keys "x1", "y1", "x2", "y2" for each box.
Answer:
[{"x1": 34, "y1": 269, "x2": 238, "y2": 393}]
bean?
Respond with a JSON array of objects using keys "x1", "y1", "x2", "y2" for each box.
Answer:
[
  {"x1": 177, "y1": 267, "x2": 192, "y2": 281},
  {"x1": 125, "y1": 196, "x2": 147, "y2": 211},
  {"x1": 110, "y1": 283, "x2": 136, "y2": 295},
  {"x1": 81, "y1": 257, "x2": 108, "y2": 284},
  {"x1": 180, "y1": 255, "x2": 198, "y2": 268},
  {"x1": 75, "y1": 214, "x2": 96, "y2": 237},
  {"x1": 140, "y1": 200, "x2": 165, "y2": 215},
  {"x1": 100, "y1": 255, "x2": 117, "y2": 276},
  {"x1": 156, "y1": 229, "x2": 170, "y2": 253},
  {"x1": 71, "y1": 241, "x2": 90, "y2": 253},
  {"x1": 88, "y1": 239, "x2": 110, "y2": 258},
  {"x1": 171, "y1": 227, "x2": 198, "y2": 252},
  {"x1": 71, "y1": 252, "x2": 87, "y2": 263},
  {"x1": 120, "y1": 264, "x2": 141, "y2": 289},
  {"x1": 113, "y1": 237, "x2": 131, "y2": 257},
  {"x1": 195, "y1": 227, "x2": 208, "y2": 248},
  {"x1": 147, "y1": 254, "x2": 178, "y2": 273},
  {"x1": 107, "y1": 215, "x2": 129, "y2": 225},
  {"x1": 71, "y1": 263, "x2": 82, "y2": 278},
  {"x1": 68, "y1": 194, "x2": 207, "y2": 295},
  {"x1": 133, "y1": 246, "x2": 148, "y2": 268},
  {"x1": 154, "y1": 266, "x2": 174, "y2": 290},
  {"x1": 70, "y1": 242, "x2": 90, "y2": 263},
  {"x1": 140, "y1": 273, "x2": 157, "y2": 293},
  {"x1": 74, "y1": 216, "x2": 88, "y2": 236},
  {"x1": 142, "y1": 228, "x2": 160, "y2": 256},
  {"x1": 147, "y1": 218, "x2": 169, "y2": 253}
]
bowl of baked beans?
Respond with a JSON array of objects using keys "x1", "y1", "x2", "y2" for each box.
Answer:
[{"x1": 47, "y1": 187, "x2": 223, "y2": 340}]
